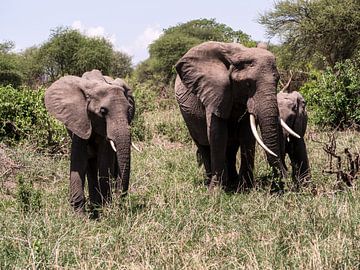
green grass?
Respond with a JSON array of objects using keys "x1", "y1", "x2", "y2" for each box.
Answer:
[{"x1": 1, "y1": 108, "x2": 360, "y2": 269}]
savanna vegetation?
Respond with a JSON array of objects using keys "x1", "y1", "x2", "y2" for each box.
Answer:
[{"x1": 1, "y1": 0, "x2": 360, "y2": 268}]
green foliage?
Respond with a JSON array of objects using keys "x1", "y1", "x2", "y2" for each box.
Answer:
[
  {"x1": 144, "y1": 18, "x2": 256, "y2": 84},
  {"x1": 16, "y1": 176, "x2": 42, "y2": 213},
  {"x1": 129, "y1": 78, "x2": 158, "y2": 141},
  {"x1": 10, "y1": 27, "x2": 134, "y2": 86},
  {"x1": 0, "y1": 85, "x2": 66, "y2": 147},
  {"x1": 0, "y1": 70, "x2": 23, "y2": 88},
  {"x1": 110, "y1": 51, "x2": 133, "y2": 78},
  {"x1": 259, "y1": 0, "x2": 360, "y2": 68},
  {"x1": 301, "y1": 59, "x2": 360, "y2": 128},
  {"x1": 0, "y1": 41, "x2": 23, "y2": 88}
]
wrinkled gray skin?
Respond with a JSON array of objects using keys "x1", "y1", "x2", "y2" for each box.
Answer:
[
  {"x1": 175, "y1": 41, "x2": 287, "y2": 191},
  {"x1": 45, "y1": 70, "x2": 135, "y2": 215},
  {"x1": 277, "y1": 91, "x2": 311, "y2": 187}
]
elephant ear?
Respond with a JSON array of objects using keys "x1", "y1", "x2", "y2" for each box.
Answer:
[
  {"x1": 112, "y1": 78, "x2": 135, "y2": 123},
  {"x1": 45, "y1": 76, "x2": 92, "y2": 139},
  {"x1": 175, "y1": 42, "x2": 233, "y2": 119},
  {"x1": 294, "y1": 92, "x2": 308, "y2": 136}
]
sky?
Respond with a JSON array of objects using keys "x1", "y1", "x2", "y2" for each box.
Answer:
[{"x1": 1, "y1": 0, "x2": 276, "y2": 64}]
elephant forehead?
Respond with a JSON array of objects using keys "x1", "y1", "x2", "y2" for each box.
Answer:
[{"x1": 89, "y1": 84, "x2": 124, "y2": 97}]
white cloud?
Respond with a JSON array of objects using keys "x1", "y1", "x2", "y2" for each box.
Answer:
[
  {"x1": 71, "y1": 21, "x2": 162, "y2": 64},
  {"x1": 136, "y1": 26, "x2": 163, "y2": 49},
  {"x1": 119, "y1": 25, "x2": 163, "y2": 64},
  {"x1": 71, "y1": 20, "x2": 117, "y2": 44}
]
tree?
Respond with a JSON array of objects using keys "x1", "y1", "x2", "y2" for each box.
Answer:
[
  {"x1": 259, "y1": 0, "x2": 360, "y2": 68},
  {"x1": 35, "y1": 27, "x2": 133, "y2": 82},
  {"x1": 145, "y1": 19, "x2": 256, "y2": 84},
  {"x1": 110, "y1": 51, "x2": 133, "y2": 78},
  {"x1": 0, "y1": 41, "x2": 23, "y2": 88}
]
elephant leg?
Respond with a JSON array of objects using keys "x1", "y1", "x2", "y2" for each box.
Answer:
[
  {"x1": 87, "y1": 157, "x2": 101, "y2": 218},
  {"x1": 288, "y1": 138, "x2": 311, "y2": 189},
  {"x1": 196, "y1": 143, "x2": 212, "y2": 185},
  {"x1": 97, "y1": 140, "x2": 113, "y2": 205},
  {"x1": 69, "y1": 135, "x2": 88, "y2": 213},
  {"x1": 238, "y1": 120, "x2": 255, "y2": 190},
  {"x1": 225, "y1": 142, "x2": 240, "y2": 192},
  {"x1": 207, "y1": 112, "x2": 228, "y2": 189}
]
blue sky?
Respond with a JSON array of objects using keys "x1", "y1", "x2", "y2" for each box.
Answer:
[{"x1": 1, "y1": 0, "x2": 276, "y2": 64}]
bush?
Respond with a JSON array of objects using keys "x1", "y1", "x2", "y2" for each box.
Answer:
[
  {"x1": 0, "y1": 86, "x2": 67, "y2": 147},
  {"x1": 0, "y1": 70, "x2": 23, "y2": 88},
  {"x1": 129, "y1": 79, "x2": 158, "y2": 142},
  {"x1": 16, "y1": 175, "x2": 42, "y2": 213},
  {"x1": 301, "y1": 60, "x2": 360, "y2": 129}
]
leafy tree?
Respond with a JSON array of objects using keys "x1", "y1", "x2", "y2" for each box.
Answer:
[
  {"x1": 18, "y1": 46, "x2": 45, "y2": 88},
  {"x1": 301, "y1": 55, "x2": 360, "y2": 129},
  {"x1": 145, "y1": 18, "x2": 256, "y2": 84},
  {"x1": 0, "y1": 41, "x2": 23, "y2": 88},
  {"x1": 259, "y1": 0, "x2": 360, "y2": 68},
  {"x1": 110, "y1": 51, "x2": 133, "y2": 78},
  {"x1": 35, "y1": 27, "x2": 133, "y2": 82},
  {"x1": 75, "y1": 37, "x2": 113, "y2": 75}
]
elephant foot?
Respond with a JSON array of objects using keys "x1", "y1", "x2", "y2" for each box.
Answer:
[
  {"x1": 223, "y1": 176, "x2": 241, "y2": 193},
  {"x1": 208, "y1": 174, "x2": 225, "y2": 191},
  {"x1": 71, "y1": 198, "x2": 86, "y2": 216},
  {"x1": 89, "y1": 205, "x2": 101, "y2": 220}
]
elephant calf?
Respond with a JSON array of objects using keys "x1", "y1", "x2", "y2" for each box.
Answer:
[
  {"x1": 45, "y1": 69, "x2": 135, "y2": 216},
  {"x1": 277, "y1": 90, "x2": 311, "y2": 188}
]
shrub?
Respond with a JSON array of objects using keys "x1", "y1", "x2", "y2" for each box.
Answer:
[
  {"x1": 0, "y1": 70, "x2": 23, "y2": 88},
  {"x1": 16, "y1": 176, "x2": 42, "y2": 213},
  {"x1": 0, "y1": 86, "x2": 67, "y2": 147},
  {"x1": 129, "y1": 79, "x2": 158, "y2": 142},
  {"x1": 301, "y1": 60, "x2": 360, "y2": 129}
]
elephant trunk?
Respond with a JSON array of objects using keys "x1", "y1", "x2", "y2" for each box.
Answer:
[
  {"x1": 107, "y1": 116, "x2": 131, "y2": 195},
  {"x1": 252, "y1": 83, "x2": 287, "y2": 178}
]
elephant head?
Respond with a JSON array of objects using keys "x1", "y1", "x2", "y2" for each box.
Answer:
[
  {"x1": 277, "y1": 90, "x2": 310, "y2": 186},
  {"x1": 45, "y1": 70, "x2": 135, "y2": 194},
  {"x1": 175, "y1": 42, "x2": 288, "y2": 179}
]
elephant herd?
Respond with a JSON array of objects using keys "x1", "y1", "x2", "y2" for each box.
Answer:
[{"x1": 45, "y1": 41, "x2": 311, "y2": 217}]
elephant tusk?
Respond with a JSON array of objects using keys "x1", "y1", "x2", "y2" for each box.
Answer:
[
  {"x1": 110, "y1": 140, "x2": 117, "y2": 152},
  {"x1": 131, "y1": 142, "x2": 141, "y2": 152},
  {"x1": 280, "y1": 119, "x2": 301, "y2": 139},
  {"x1": 250, "y1": 114, "x2": 278, "y2": 158}
]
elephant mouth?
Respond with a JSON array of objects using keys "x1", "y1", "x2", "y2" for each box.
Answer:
[{"x1": 249, "y1": 114, "x2": 300, "y2": 157}]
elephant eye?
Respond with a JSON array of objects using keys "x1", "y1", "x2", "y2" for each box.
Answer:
[
  {"x1": 100, "y1": 107, "x2": 108, "y2": 116},
  {"x1": 235, "y1": 60, "x2": 252, "y2": 70}
]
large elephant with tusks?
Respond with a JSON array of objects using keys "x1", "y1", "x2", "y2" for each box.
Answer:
[{"x1": 175, "y1": 41, "x2": 300, "y2": 191}]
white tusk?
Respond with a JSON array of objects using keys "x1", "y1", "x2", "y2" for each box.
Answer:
[
  {"x1": 250, "y1": 114, "x2": 278, "y2": 158},
  {"x1": 280, "y1": 119, "x2": 301, "y2": 139},
  {"x1": 131, "y1": 142, "x2": 141, "y2": 152},
  {"x1": 110, "y1": 140, "x2": 117, "y2": 152}
]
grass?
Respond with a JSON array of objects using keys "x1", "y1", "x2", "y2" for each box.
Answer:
[{"x1": 1, "y1": 107, "x2": 360, "y2": 269}]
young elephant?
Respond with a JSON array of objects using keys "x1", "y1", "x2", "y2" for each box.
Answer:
[
  {"x1": 45, "y1": 70, "x2": 135, "y2": 216},
  {"x1": 277, "y1": 90, "x2": 311, "y2": 187}
]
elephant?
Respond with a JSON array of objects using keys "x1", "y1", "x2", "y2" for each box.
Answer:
[
  {"x1": 45, "y1": 69, "x2": 135, "y2": 216},
  {"x1": 175, "y1": 41, "x2": 301, "y2": 192},
  {"x1": 277, "y1": 90, "x2": 311, "y2": 188}
]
